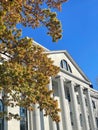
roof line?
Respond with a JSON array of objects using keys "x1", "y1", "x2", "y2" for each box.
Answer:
[{"x1": 33, "y1": 41, "x2": 49, "y2": 51}]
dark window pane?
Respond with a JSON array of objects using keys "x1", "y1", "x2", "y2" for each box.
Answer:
[
  {"x1": 77, "y1": 95, "x2": 80, "y2": 104},
  {"x1": 68, "y1": 64, "x2": 72, "y2": 73},
  {"x1": 20, "y1": 107, "x2": 28, "y2": 130},
  {"x1": 60, "y1": 60, "x2": 63, "y2": 68},
  {"x1": 63, "y1": 60, "x2": 67, "y2": 70},
  {"x1": 66, "y1": 89, "x2": 71, "y2": 102},
  {"x1": 96, "y1": 117, "x2": 98, "y2": 128},
  {"x1": 56, "y1": 123, "x2": 59, "y2": 130},
  {"x1": 88, "y1": 115, "x2": 91, "y2": 129},
  {"x1": 85, "y1": 98, "x2": 88, "y2": 106},
  {"x1": 92, "y1": 100, "x2": 96, "y2": 109},
  {"x1": 70, "y1": 112, "x2": 74, "y2": 126},
  {"x1": 60, "y1": 60, "x2": 68, "y2": 70},
  {"x1": 80, "y1": 114, "x2": 83, "y2": 127}
]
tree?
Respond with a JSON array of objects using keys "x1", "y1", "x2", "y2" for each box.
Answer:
[
  {"x1": 0, "y1": 0, "x2": 67, "y2": 122},
  {"x1": 0, "y1": 0, "x2": 67, "y2": 42}
]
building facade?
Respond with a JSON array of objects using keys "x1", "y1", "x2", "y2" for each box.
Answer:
[{"x1": 0, "y1": 43, "x2": 98, "y2": 130}]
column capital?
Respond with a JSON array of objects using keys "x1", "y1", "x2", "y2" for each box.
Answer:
[
  {"x1": 83, "y1": 88, "x2": 91, "y2": 95},
  {"x1": 55, "y1": 75, "x2": 66, "y2": 81},
  {"x1": 84, "y1": 88, "x2": 88, "y2": 91},
  {"x1": 59, "y1": 76, "x2": 64, "y2": 80},
  {"x1": 66, "y1": 80, "x2": 76, "y2": 87},
  {"x1": 76, "y1": 85, "x2": 85, "y2": 91},
  {"x1": 49, "y1": 77, "x2": 52, "y2": 80}
]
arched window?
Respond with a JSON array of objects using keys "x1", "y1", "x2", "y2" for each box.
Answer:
[
  {"x1": 60, "y1": 60, "x2": 72, "y2": 73},
  {"x1": 0, "y1": 100, "x2": 4, "y2": 130},
  {"x1": 20, "y1": 107, "x2": 28, "y2": 130},
  {"x1": 60, "y1": 60, "x2": 68, "y2": 70}
]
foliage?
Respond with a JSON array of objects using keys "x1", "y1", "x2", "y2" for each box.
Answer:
[
  {"x1": 0, "y1": 0, "x2": 67, "y2": 42},
  {"x1": 0, "y1": 38, "x2": 60, "y2": 121},
  {"x1": 0, "y1": 0, "x2": 67, "y2": 122}
]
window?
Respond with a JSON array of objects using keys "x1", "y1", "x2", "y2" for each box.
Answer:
[
  {"x1": 88, "y1": 115, "x2": 91, "y2": 129},
  {"x1": 68, "y1": 64, "x2": 72, "y2": 73},
  {"x1": 95, "y1": 117, "x2": 98, "y2": 128},
  {"x1": 92, "y1": 100, "x2": 96, "y2": 109},
  {"x1": 56, "y1": 123, "x2": 59, "y2": 130},
  {"x1": 70, "y1": 112, "x2": 74, "y2": 126},
  {"x1": 20, "y1": 107, "x2": 28, "y2": 130},
  {"x1": 60, "y1": 60, "x2": 68, "y2": 70},
  {"x1": 66, "y1": 88, "x2": 71, "y2": 102},
  {"x1": 85, "y1": 98, "x2": 88, "y2": 106},
  {"x1": 77, "y1": 95, "x2": 80, "y2": 104},
  {"x1": 0, "y1": 100, "x2": 4, "y2": 130},
  {"x1": 60, "y1": 60, "x2": 72, "y2": 73},
  {"x1": 80, "y1": 114, "x2": 83, "y2": 127}
]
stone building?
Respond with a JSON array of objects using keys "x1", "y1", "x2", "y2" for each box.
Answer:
[{"x1": 0, "y1": 42, "x2": 98, "y2": 130}]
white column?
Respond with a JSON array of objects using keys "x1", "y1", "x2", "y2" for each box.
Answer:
[
  {"x1": 48, "y1": 77, "x2": 57, "y2": 130},
  {"x1": 68, "y1": 81, "x2": 81, "y2": 130},
  {"x1": 85, "y1": 88, "x2": 96, "y2": 130},
  {"x1": 78, "y1": 86, "x2": 89, "y2": 130},
  {"x1": 52, "y1": 122, "x2": 57, "y2": 130},
  {"x1": 0, "y1": 91, "x2": 2, "y2": 99},
  {"x1": 57, "y1": 76, "x2": 71, "y2": 130},
  {"x1": 27, "y1": 111, "x2": 30, "y2": 130},
  {"x1": 33, "y1": 104, "x2": 41, "y2": 130}
]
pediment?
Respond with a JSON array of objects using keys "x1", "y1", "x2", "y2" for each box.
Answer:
[{"x1": 47, "y1": 50, "x2": 90, "y2": 83}]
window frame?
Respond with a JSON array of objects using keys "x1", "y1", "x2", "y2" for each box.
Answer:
[{"x1": 60, "y1": 60, "x2": 72, "y2": 73}]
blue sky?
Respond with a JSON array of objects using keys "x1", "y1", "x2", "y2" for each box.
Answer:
[{"x1": 18, "y1": 0, "x2": 98, "y2": 90}]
